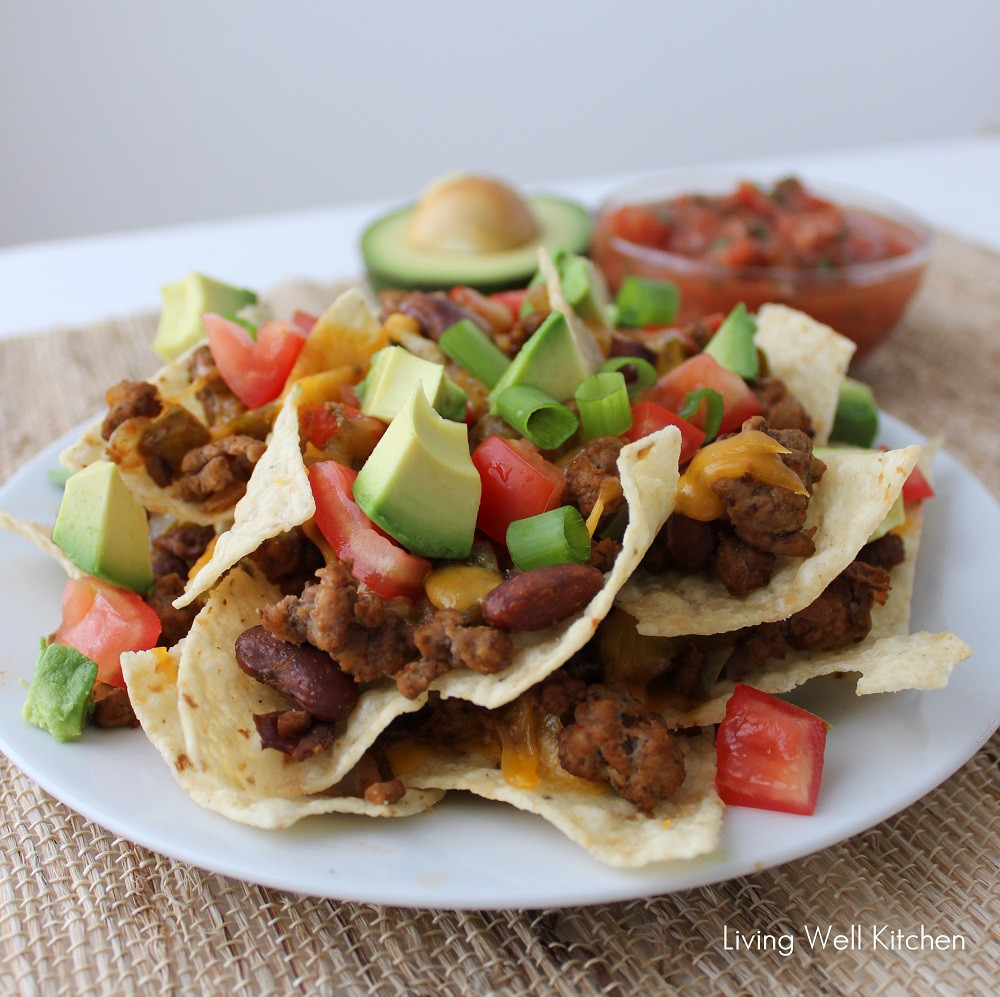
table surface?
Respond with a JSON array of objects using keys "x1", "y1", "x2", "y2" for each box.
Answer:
[{"x1": 1, "y1": 134, "x2": 999, "y2": 340}]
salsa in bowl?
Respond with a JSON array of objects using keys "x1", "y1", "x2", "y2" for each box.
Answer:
[{"x1": 591, "y1": 175, "x2": 933, "y2": 357}]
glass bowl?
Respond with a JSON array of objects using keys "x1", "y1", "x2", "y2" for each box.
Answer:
[{"x1": 591, "y1": 173, "x2": 934, "y2": 357}]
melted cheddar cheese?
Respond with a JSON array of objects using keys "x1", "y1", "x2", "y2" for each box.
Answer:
[{"x1": 675, "y1": 429, "x2": 808, "y2": 521}]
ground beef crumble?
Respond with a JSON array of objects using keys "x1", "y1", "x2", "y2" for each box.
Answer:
[
  {"x1": 557, "y1": 685, "x2": 686, "y2": 814},
  {"x1": 249, "y1": 528, "x2": 325, "y2": 596},
  {"x1": 177, "y1": 434, "x2": 266, "y2": 510},
  {"x1": 101, "y1": 380, "x2": 162, "y2": 440},
  {"x1": 563, "y1": 436, "x2": 625, "y2": 520},
  {"x1": 261, "y1": 562, "x2": 417, "y2": 684},
  {"x1": 646, "y1": 416, "x2": 826, "y2": 596},
  {"x1": 188, "y1": 345, "x2": 246, "y2": 427},
  {"x1": 395, "y1": 608, "x2": 513, "y2": 699},
  {"x1": 753, "y1": 377, "x2": 815, "y2": 436},
  {"x1": 711, "y1": 417, "x2": 825, "y2": 557}
]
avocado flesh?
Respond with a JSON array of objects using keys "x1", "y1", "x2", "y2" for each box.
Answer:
[
  {"x1": 52, "y1": 460, "x2": 153, "y2": 593},
  {"x1": 353, "y1": 388, "x2": 481, "y2": 560},
  {"x1": 361, "y1": 196, "x2": 591, "y2": 294},
  {"x1": 705, "y1": 302, "x2": 759, "y2": 381},
  {"x1": 360, "y1": 346, "x2": 467, "y2": 422},
  {"x1": 22, "y1": 640, "x2": 98, "y2": 742},
  {"x1": 829, "y1": 377, "x2": 880, "y2": 448},
  {"x1": 153, "y1": 272, "x2": 257, "y2": 361},
  {"x1": 488, "y1": 310, "x2": 593, "y2": 413}
]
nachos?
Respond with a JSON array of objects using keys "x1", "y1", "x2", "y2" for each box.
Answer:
[{"x1": 2, "y1": 249, "x2": 971, "y2": 866}]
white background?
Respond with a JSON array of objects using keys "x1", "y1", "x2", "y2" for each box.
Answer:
[{"x1": 2, "y1": 0, "x2": 999, "y2": 247}]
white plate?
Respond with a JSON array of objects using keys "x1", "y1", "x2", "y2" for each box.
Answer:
[{"x1": 0, "y1": 416, "x2": 997, "y2": 910}]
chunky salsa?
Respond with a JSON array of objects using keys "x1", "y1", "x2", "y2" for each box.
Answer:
[
  {"x1": 592, "y1": 177, "x2": 931, "y2": 356},
  {"x1": 601, "y1": 177, "x2": 921, "y2": 270}
]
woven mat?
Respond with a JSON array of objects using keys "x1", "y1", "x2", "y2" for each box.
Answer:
[{"x1": 0, "y1": 236, "x2": 997, "y2": 996}]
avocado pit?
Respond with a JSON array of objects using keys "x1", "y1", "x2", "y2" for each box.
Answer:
[
  {"x1": 406, "y1": 175, "x2": 541, "y2": 254},
  {"x1": 360, "y1": 173, "x2": 591, "y2": 294}
]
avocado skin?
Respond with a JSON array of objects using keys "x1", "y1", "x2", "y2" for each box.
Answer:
[{"x1": 361, "y1": 196, "x2": 592, "y2": 294}]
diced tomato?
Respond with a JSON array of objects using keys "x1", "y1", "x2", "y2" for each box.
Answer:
[
  {"x1": 472, "y1": 436, "x2": 567, "y2": 544},
  {"x1": 53, "y1": 577, "x2": 162, "y2": 688},
  {"x1": 291, "y1": 310, "x2": 319, "y2": 334},
  {"x1": 715, "y1": 684, "x2": 827, "y2": 815},
  {"x1": 606, "y1": 205, "x2": 671, "y2": 248},
  {"x1": 298, "y1": 402, "x2": 387, "y2": 460},
  {"x1": 489, "y1": 289, "x2": 528, "y2": 321},
  {"x1": 308, "y1": 461, "x2": 431, "y2": 601},
  {"x1": 644, "y1": 352, "x2": 762, "y2": 436},
  {"x1": 901, "y1": 465, "x2": 935, "y2": 501},
  {"x1": 203, "y1": 314, "x2": 308, "y2": 409},
  {"x1": 622, "y1": 401, "x2": 705, "y2": 464}
]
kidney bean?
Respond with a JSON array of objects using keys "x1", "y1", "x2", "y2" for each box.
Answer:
[
  {"x1": 609, "y1": 333, "x2": 658, "y2": 365},
  {"x1": 235, "y1": 626, "x2": 358, "y2": 723},
  {"x1": 396, "y1": 290, "x2": 491, "y2": 339},
  {"x1": 481, "y1": 564, "x2": 605, "y2": 632}
]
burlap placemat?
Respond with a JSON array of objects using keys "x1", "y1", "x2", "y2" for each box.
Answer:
[{"x1": 0, "y1": 237, "x2": 996, "y2": 995}]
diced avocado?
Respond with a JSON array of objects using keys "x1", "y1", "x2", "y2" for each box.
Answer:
[
  {"x1": 360, "y1": 195, "x2": 591, "y2": 294},
  {"x1": 488, "y1": 311, "x2": 591, "y2": 412},
  {"x1": 359, "y1": 346, "x2": 467, "y2": 422},
  {"x1": 614, "y1": 275, "x2": 681, "y2": 328},
  {"x1": 153, "y1": 272, "x2": 257, "y2": 361},
  {"x1": 704, "y1": 302, "x2": 759, "y2": 380},
  {"x1": 353, "y1": 387, "x2": 481, "y2": 559},
  {"x1": 830, "y1": 377, "x2": 880, "y2": 448},
  {"x1": 52, "y1": 460, "x2": 153, "y2": 593},
  {"x1": 868, "y1": 494, "x2": 905, "y2": 542},
  {"x1": 23, "y1": 639, "x2": 98, "y2": 742},
  {"x1": 436, "y1": 375, "x2": 469, "y2": 422}
]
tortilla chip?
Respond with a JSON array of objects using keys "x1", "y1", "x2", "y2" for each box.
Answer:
[
  {"x1": 653, "y1": 631, "x2": 973, "y2": 728},
  {"x1": 755, "y1": 304, "x2": 856, "y2": 445},
  {"x1": 174, "y1": 565, "x2": 428, "y2": 797},
  {"x1": 869, "y1": 440, "x2": 938, "y2": 638},
  {"x1": 430, "y1": 427, "x2": 682, "y2": 709},
  {"x1": 618, "y1": 445, "x2": 920, "y2": 637},
  {"x1": 394, "y1": 732, "x2": 721, "y2": 868},
  {"x1": 0, "y1": 511, "x2": 83, "y2": 579},
  {"x1": 166, "y1": 428, "x2": 681, "y2": 803},
  {"x1": 174, "y1": 391, "x2": 315, "y2": 608},
  {"x1": 122, "y1": 643, "x2": 442, "y2": 829},
  {"x1": 284, "y1": 286, "x2": 387, "y2": 384}
]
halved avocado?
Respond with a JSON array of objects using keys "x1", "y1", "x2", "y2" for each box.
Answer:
[{"x1": 361, "y1": 190, "x2": 592, "y2": 294}]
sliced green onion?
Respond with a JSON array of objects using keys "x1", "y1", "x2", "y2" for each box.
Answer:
[
  {"x1": 555, "y1": 252, "x2": 592, "y2": 309},
  {"x1": 598, "y1": 356, "x2": 657, "y2": 400},
  {"x1": 678, "y1": 388, "x2": 724, "y2": 443},
  {"x1": 494, "y1": 385, "x2": 578, "y2": 450},
  {"x1": 574, "y1": 371, "x2": 633, "y2": 439},
  {"x1": 506, "y1": 506, "x2": 591, "y2": 571},
  {"x1": 614, "y1": 275, "x2": 680, "y2": 328},
  {"x1": 438, "y1": 319, "x2": 511, "y2": 389}
]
